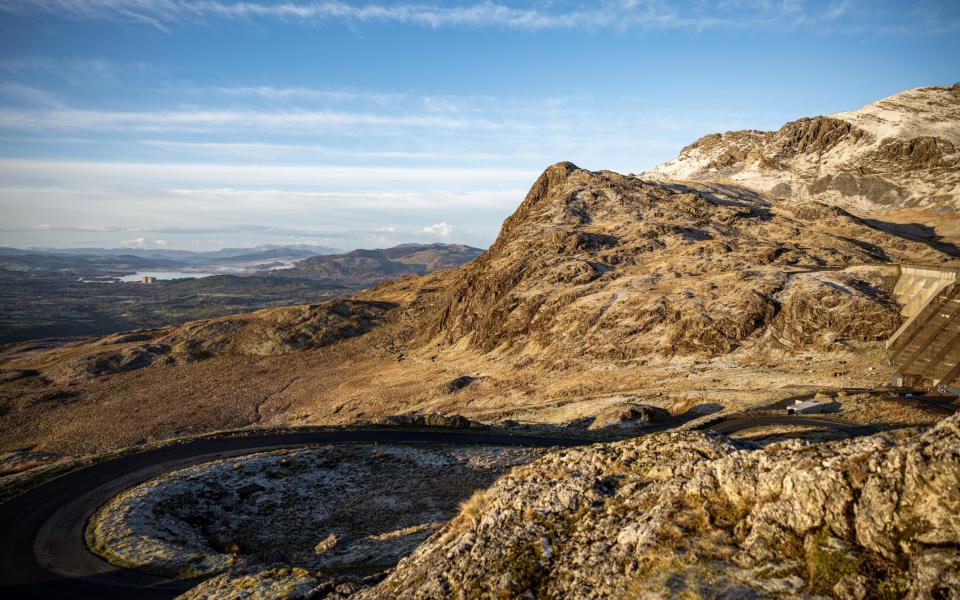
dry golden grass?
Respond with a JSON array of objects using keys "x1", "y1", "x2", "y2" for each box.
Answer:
[{"x1": 448, "y1": 488, "x2": 491, "y2": 534}]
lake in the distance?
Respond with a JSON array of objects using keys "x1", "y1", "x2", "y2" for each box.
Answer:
[{"x1": 119, "y1": 271, "x2": 218, "y2": 282}]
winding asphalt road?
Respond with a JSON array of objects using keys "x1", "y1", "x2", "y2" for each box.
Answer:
[
  {"x1": 0, "y1": 418, "x2": 873, "y2": 599},
  {"x1": 0, "y1": 429, "x2": 588, "y2": 600}
]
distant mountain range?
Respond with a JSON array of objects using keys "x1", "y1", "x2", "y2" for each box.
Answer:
[
  {"x1": 0, "y1": 244, "x2": 338, "y2": 269},
  {"x1": 0, "y1": 242, "x2": 485, "y2": 344},
  {"x1": 282, "y1": 243, "x2": 484, "y2": 285},
  {"x1": 0, "y1": 243, "x2": 484, "y2": 280}
]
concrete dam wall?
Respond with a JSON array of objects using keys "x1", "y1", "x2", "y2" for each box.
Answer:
[{"x1": 888, "y1": 265, "x2": 960, "y2": 389}]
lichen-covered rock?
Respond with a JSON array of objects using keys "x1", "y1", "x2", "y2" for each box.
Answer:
[
  {"x1": 360, "y1": 414, "x2": 960, "y2": 599},
  {"x1": 89, "y1": 445, "x2": 539, "y2": 582}
]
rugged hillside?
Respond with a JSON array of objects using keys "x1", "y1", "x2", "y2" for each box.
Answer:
[
  {"x1": 362, "y1": 413, "x2": 960, "y2": 599},
  {"x1": 284, "y1": 243, "x2": 483, "y2": 284},
  {"x1": 14, "y1": 299, "x2": 393, "y2": 383},
  {"x1": 424, "y1": 162, "x2": 943, "y2": 363},
  {"x1": 644, "y1": 83, "x2": 960, "y2": 245},
  {"x1": 14, "y1": 163, "x2": 941, "y2": 383}
]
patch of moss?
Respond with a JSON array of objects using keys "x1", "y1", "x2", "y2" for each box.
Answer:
[
  {"x1": 806, "y1": 528, "x2": 863, "y2": 595},
  {"x1": 705, "y1": 494, "x2": 749, "y2": 532},
  {"x1": 805, "y1": 527, "x2": 908, "y2": 599},
  {"x1": 874, "y1": 571, "x2": 908, "y2": 600},
  {"x1": 771, "y1": 530, "x2": 805, "y2": 560},
  {"x1": 892, "y1": 515, "x2": 929, "y2": 549},
  {"x1": 466, "y1": 510, "x2": 574, "y2": 599},
  {"x1": 504, "y1": 537, "x2": 553, "y2": 596}
]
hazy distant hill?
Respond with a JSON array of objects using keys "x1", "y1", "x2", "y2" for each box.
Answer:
[
  {"x1": 0, "y1": 250, "x2": 183, "y2": 273},
  {"x1": 283, "y1": 243, "x2": 484, "y2": 285},
  {"x1": 0, "y1": 243, "x2": 479, "y2": 345},
  {"x1": 1, "y1": 244, "x2": 334, "y2": 270}
]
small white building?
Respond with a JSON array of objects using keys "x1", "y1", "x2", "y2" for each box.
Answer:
[
  {"x1": 787, "y1": 400, "x2": 823, "y2": 415},
  {"x1": 140, "y1": 276, "x2": 156, "y2": 284}
]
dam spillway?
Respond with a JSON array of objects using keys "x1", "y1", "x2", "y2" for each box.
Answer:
[{"x1": 887, "y1": 265, "x2": 960, "y2": 390}]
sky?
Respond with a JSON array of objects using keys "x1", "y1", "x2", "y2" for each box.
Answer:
[{"x1": 0, "y1": 1, "x2": 958, "y2": 251}]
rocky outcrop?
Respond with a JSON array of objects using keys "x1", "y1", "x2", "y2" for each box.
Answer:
[
  {"x1": 179, "y1": 567, "x2": 321, "y2": 600},
  {"x1": 767, "y1": 267, "x2": 902, "y2": 349},
  {"x1": 774, "y1": 116, "x2": 863, "y2": 158},
  {"x1": 866, "y1": 136, "x2": 958, "y2": 172},
  {"x1": 587, "y1": 403, "x2": 672, "y2": 431},
  {"x1": 645, "y1": 83, "x2": 960, "y2": 241},
  {"x1": 361, "y1": 413, "x2": 960, "y2": 599}
]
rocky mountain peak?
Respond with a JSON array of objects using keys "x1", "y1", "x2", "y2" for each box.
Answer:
[
  {"x1": 643, "y1": 83, "x2": 960, "y2": 245},
  {"x1": 830, "y1": 82, "x2": 960, "y2": 145},
  {"x1": 422, "y1": 159, "x2": 947, "y2": 361}
]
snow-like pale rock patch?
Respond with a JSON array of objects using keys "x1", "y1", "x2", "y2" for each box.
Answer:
[{"x1": 87, "y1": 444, "x2": 540, "y2": 581}]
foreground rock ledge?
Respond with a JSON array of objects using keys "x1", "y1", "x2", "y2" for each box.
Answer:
[{"x1": 356, "y1": 414, "x2": 960, "y2": 599}]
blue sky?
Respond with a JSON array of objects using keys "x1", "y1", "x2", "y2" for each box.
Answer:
[{"x1": 0, "y1": 1, "x2": 958, "y2": 251}]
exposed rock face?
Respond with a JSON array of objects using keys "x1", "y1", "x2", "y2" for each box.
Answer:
[
  {"x1": 442, "y1": 375, "x2": 479, "y2": 394},
  {"x1": 423, "y1": 162, "x2": 942, "y2": 363},
  {"x1": 767, "y1": 267, "x2": 902, "y2": 350},
  {"x1": 645, "y1": 83, "x2": 960, "y2": 242},
  {"x1": 361, "y1": 413, "x2": 960, "y2": 599},
  {"x1": 45, "y1": 299, "x2": 393, "y2": 381}
]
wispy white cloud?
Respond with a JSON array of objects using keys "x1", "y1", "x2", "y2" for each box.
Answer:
[
  {"x1": 137, "y1": 140, "x2": 543, "y2": 162},
  {"x1": 121, "y1": 236, "x2": 146, "y2": 247},
  {"x1": 216, "y1": 86, "x2": 403, "y2": 106},
  {"x1": 0, "y1": 162, "x2": 520, "y2": 249},
  {"x1": 0, "y1": 82, "x2": 65, "y2": 108},
  {"x1": 0, "y1": 159, "x2": 537, "y2": 190},
  {"x1": 0, "y1": 56, "x2": 141, "y2": 86},
  {"x1": 0, "y1": 90, "x2": 762, "y2": 175},
  {"x1": 419, "y1": 221, "x2": 453, "y2": 237},
  {"x1": 0, "y1": 1, "x2": 619, "y2": 30},
  {"x1": 165, "y1": 188, "x2": 522, "y2": 210},
  {"x1": 0, "y1": 0, "x2": 945, "y2": 33},
  {"x1": 0, "y1": 107, "x2": 510, "y2": 132}
]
